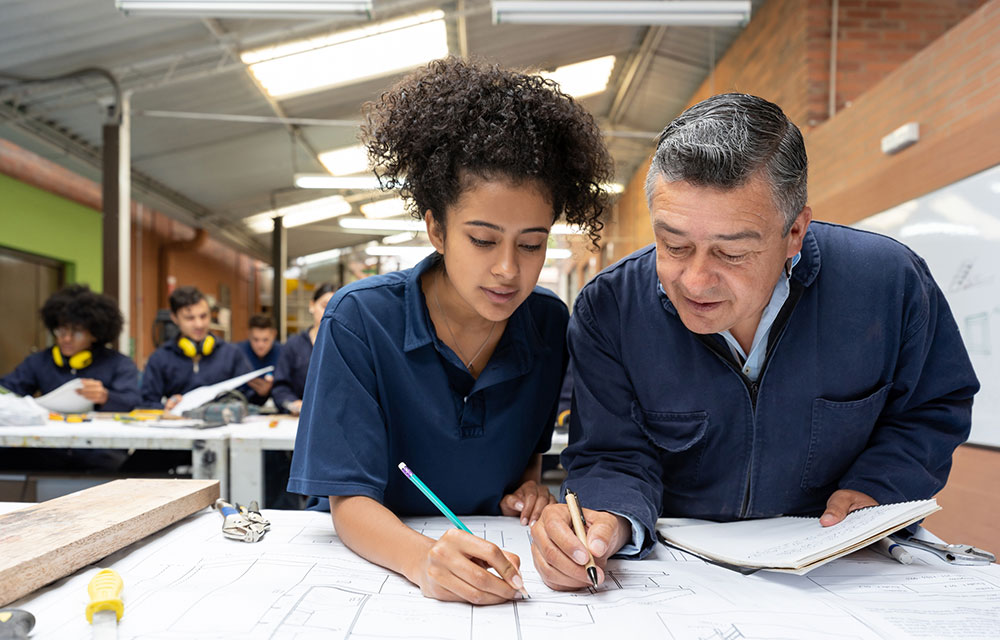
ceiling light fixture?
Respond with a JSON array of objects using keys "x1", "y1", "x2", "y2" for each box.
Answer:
[
  {"x1": 242, "y1": 10, "x2": 448, "y2": 98},
  {"x1": 243, "y1": 195, "x2": 352, "y2": 234},
  {"x1": 339, "y1": 217, "x2": 425, "y2": 232},
  {"x1": 116, "y1": 1, "x2": 372, "y2": 18},
  {"x1": 294, "y1": 174, "x2": 381, "y2": 190},
  {"x1": 318, "y1": 144, "x2": 370, "y2": 177},
  {"x1": 540, "y1": 56, "x2": 616, "y2": 98},
  {"x1": 492, "y1": 1, "x2": 751, "y2": 26},
  {"x1": 360, "y1": 197, "x2": 407, "y2": 219}
]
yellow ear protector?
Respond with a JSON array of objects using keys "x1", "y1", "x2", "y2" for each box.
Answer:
[
  {"x1": 52, "y1": 346, "x2": 93, "y2": 371},
  {"x1": 178, "y1": 334, "x2": 216, "y2": 359}
]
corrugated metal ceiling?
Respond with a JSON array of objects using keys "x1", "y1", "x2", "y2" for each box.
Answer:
[{"x1": 0, "y1": 0, "x2": 765, "y2": 261}]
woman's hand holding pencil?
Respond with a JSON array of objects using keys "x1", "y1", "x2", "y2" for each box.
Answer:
[
  {"x1": 399, "y1": 462, "x2": 530, "y2": 604},
  {"x1": 411, "y1": 530, "x2": 527, "y2": 604}
]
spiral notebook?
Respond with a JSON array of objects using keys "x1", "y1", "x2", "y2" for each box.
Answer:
[{"x1": 656, "y1": 499, "x2": 940, "y2": 575}]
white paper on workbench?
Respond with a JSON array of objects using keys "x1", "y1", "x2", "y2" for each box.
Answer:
[
  {"x1": 169, "y1": 366, "x2": 273, "y2": 415},
  {"x1": 11, "y1": 509, "x2": 1000, "y2": 640},
  {"x1": 34, "y1": 378, "x2": 93, "y2": 413}
]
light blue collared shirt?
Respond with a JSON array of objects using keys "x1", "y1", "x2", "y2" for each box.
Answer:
[{"x1": 615, "y1": 253, "x2": 800, "y2": 557}]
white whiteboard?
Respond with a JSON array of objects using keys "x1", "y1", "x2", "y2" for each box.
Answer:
[{"x1": 854, "y1": 164, "x2": 1000, "y2": 448}]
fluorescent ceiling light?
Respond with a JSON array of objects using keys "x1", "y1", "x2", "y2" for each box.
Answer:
[
  {"x1": 318, "y1": 144, "x2": 369, "y2": 176},
  {"x1": 366, "y1": 245, "x2": 436, "y2": 259},
  {"x1": 242, "y1": 10, "x2": 448, "y2": 98},
  {"x1": 295, "y1": 247, "x2": 347, "y2": 266},
  {"x1": 540, "y1": 55, "x2": 615, "y2": 98},
  {"x1": 360, "y1": 197, "x2": 407, "y2": 219},
  {"x1": 116, "y1": 1, "x2": 372, "y2": 18},
  {"x1": 340, "y1": 217, "x2": 425, "y2": 232},
  {"x1": 492, "y1": 1, "x2": 751, "y2": 26},
  {"x1": 295, "y1": 174, "x2": 381, "y2": 190},
  {"x1": 244, "y1": 195, "x2": 352, "y2": 234}
]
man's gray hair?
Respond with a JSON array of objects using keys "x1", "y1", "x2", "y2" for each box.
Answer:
[{"x1": 645, "y1": 93, "x2": 808, "y2": 234}]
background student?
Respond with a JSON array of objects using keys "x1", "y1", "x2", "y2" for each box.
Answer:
[
  {"x1": 271, "y1": 283, "x2": 335, "y2": 415},
  {"x1": 0, "y1": 284, "x2": 138, "y2": 470},
  {"x1": 140, "y1": 285, "x2": 251, "y2": 412},
  {"x1": 1, "y1": 284, "x2": 139, "y2": 412},
  {"x1": 237, "y1": 313, "x2": 281, "y2": 406},
  {"x1": 288, "y1": 57, "x2": 611, "y2": 605}
]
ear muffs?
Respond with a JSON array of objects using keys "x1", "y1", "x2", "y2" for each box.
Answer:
[
  {"x1": 52, "y1": 346, "x2": 93, "y2": 371},
  {"x1": 178, "y1": 335, "x2": 216, "y2": 358}
]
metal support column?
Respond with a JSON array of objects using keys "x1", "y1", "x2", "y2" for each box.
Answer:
[
  {"x1": 271, "y1": 216, "x2": 286, "y2": 341},
  {"x1": 102, "y1": 92, "x2": 131, "y2": 355}
]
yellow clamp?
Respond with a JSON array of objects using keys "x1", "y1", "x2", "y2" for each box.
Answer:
[{"x1": 86, "y1": 569, "x2": 124, "y2": 623}]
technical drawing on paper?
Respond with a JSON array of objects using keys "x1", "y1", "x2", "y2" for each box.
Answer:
[{"x1": 15, "y1": 511, "x2": 1000, "y2": 640}]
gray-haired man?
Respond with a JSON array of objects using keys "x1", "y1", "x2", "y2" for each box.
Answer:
[{"x1": 530, "y1": 93, "x2": 978, "y2": 590}]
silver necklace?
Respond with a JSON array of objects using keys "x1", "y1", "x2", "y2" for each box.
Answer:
[{"x1": 433, "y1": 270, "x2": 497, "y2": 374}]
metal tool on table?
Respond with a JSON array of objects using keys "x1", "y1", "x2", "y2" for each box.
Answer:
[
  {"x1": 890, "y1": 535, "x2": 996, "y2": 565},
  {"x1": 0, "y1": 609, "x2": 35, "y2": 640},
  {"x1": 86, "y1": 569, "x2": 123, "y2": 640},
  {"x1": 215, "y1": 499, "x2": 270, "y2": 543}
]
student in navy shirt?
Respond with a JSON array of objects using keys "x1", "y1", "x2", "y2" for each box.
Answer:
[
  {"x1": 288, "y1": 58, "x2": 612, "y2": 605},
  {"x1": 237, "y1": 314, "x2": 281, "y2": 405},
  {"x1": 140, "y1": 286, "x2": 251, "y2": 411},
  {"x1": 271, "y1": 283, "x2": 335, "y2": 414},
  {"x1": 0, "y1": 284, "x2": 138, "y2": 469}
]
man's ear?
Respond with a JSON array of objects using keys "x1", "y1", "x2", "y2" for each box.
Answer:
[
  {"x1": 426, "y1": 210, "x2": 445, "y2": 253},
  {"x1": 786, "y1": 206, "x2": 812, "y2": 258}
]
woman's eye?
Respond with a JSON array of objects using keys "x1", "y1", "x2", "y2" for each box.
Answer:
[
  {"x1": 520, "y1": 243, "x2": 543, "y2": 252},
  {"x1": 470, "y1": 237, "x2": 495, "y2": 247}
]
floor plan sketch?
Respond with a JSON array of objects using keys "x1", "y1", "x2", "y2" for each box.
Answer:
[{"x1": 11, "y1": 510, "x2": 1000, "y2": 639}]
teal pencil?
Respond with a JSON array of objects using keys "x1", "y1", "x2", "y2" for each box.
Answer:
[
  {"x1": 396, "y1": 461, "x2": 529, "y2": 598},
  {"x1": 397, "y1": 461, "x2": 473, "y2": 534}
]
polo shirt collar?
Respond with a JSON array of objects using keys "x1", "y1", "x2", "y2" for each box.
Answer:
[{"x1": 401, "y1": 252, "x2": 545, "y2": 380}]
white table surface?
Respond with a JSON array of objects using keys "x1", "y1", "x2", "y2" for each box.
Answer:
[{"x1": 0, "y1": 419, "x2": 230, "y2": 498}]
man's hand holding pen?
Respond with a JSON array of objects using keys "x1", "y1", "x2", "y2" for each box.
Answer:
[{"x1": 530, "y1": 499, "x2": 632, "y2": 591}]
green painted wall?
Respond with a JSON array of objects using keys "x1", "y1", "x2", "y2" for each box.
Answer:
[{"x1": 0, "y1": 173, "x2": 102, "y2": 290}]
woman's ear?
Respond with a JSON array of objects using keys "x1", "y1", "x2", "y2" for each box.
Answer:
[{"x1": 426, "y1": 210, "x2": 445, "y2": 253}]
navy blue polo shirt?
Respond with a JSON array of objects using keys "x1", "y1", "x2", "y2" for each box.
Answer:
[
  {"x1": 288, "y1": 253, "x2": 567, "y2": 516},
  {"x1": 140, "y1": 339, "x2": 252, "y2": 408},
  {"x1": 271, "y1": 330, "x2": 312, "y2": 411},
  {"x1": 0, "y1": 345, "x2": 140, "y2": 411},
  {"x1": 237, "y1": 339, "x2": 281, "y2": 405}
]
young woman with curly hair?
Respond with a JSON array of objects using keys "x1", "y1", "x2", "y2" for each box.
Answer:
[
  {"x1": 288, "y1": 57, "x2": 612, "y2": 604},
  {"x1": 1, "y1": 284, "x2": 139, "y2": 412}
]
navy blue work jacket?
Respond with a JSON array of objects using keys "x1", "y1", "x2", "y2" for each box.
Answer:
[
  {"x1": 237, "y1": 339, "x2": 281, "y2": 405},
  {"x1": 271, "y1": 330, "x2": 312, "y2": 411},
  {"x1": 0, "y1": 345, "x2": 140, "y2": 411},
  {"x1": 288, "y1": 253, "x2": 567, "y2": 516},
  {"x1": 563, "y1": 222, "x2": 979, "y2": 556},
  {"x1": 140, "y1": 339, "x2": 251, "y2": 408}
]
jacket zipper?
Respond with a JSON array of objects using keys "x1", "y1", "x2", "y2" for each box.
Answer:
[{"x1": 695, "y1": 281, "x2": 804, "y2": 518}]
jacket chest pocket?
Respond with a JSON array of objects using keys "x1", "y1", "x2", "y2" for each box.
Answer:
[
  {"x1": 801, "y1": 382, "x2": 893, "y2": 492},
  {"x1": 631, "y1": 404, "x2": 709, "y2": 487}
]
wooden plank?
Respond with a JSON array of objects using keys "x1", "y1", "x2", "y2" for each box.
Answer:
[{"x1": 0, "y1": 478, "x2": 219, "y2": 606}]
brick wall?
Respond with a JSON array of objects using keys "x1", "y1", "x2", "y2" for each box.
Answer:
[
  {"x1": 608, "y1": 0, "x2": 994, "y2": 259},
  {"x1": 808, "y1": 0, "x2": 1000, "y2": 223},
  {"x1": 806, "y1": 0, "x2": 988, "y2": 126}
]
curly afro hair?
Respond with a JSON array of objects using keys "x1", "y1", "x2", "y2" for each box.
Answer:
[
  {"x1": 361, "y1": 57, "x2": 613, "y2": 248},
  {"x1": 41, "y1": 284, "x2": 123, "y2": 346}
]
